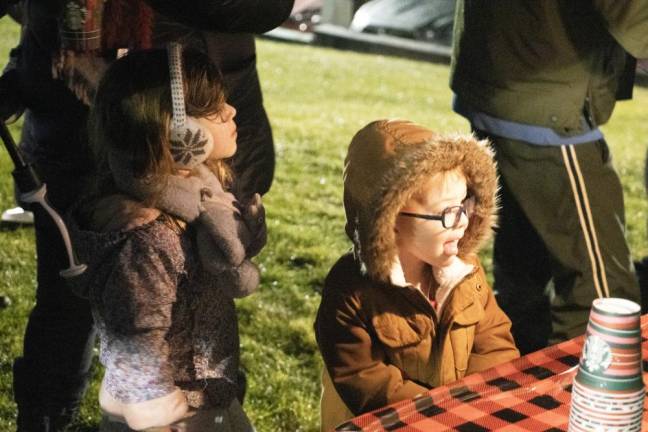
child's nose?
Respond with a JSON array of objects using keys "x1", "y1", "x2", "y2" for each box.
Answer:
[{"x1": 225, "y1": 103, "x2": 236, "y2": 120}]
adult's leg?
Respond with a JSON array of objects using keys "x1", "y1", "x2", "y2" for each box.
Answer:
[
  {"x1": 494, "y1": 137, "x2": 639, "y2": 347},
  {"x1": 14, "y1": 120, "x2": 96, "y2": 430},
  {"x1": 547, "y1": 141, "x2": 639, "y2": 341},
  {"x1": 638, "y1": 150, "x2": 648, "y2": 311},
  {"x1": 484, "y1": 133, "x2": 553, "y2": 354}
]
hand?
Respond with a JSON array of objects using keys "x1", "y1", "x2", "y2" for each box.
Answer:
[
  {"x1": 217, "y1": 260, "x2": 260, "y2": 298},
  {"x1": 638, "y1": 58, "x2": 648, "y2": 74},
  {"x1": 198, "y1": 197, "x2": 247, "y2": 267}
]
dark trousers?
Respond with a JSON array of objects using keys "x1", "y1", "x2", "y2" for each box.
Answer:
[
  {"x1": 477, "y1": 132, "x2": 640, "y2": 354},
  {"x1": 13, "y1": 158, "x2": 96, "y2": 429}
]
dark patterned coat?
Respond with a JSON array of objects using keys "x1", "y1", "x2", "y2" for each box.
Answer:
[{"x1": 68, "y1": 208, "x2": 239, "y2": 409}]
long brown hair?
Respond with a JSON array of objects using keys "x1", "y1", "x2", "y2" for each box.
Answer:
[{"x1": 89, "y1": 48, "x2": 231, "y2": 203}]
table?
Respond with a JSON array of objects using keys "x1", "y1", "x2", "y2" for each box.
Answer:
[{"x1": 336, "y1": 315, "x2": 648, "y2": 431}]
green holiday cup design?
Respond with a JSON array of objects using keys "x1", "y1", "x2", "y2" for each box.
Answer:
[
  {"x1": 575, "y1": 298, "x2": 643, "y2": 391},
  {"x1": 568, "y1": 298, "x2": 645, "y2": 431},
  {"x1": 59, "y1": 0, "x2": 104, "y2": 51}
]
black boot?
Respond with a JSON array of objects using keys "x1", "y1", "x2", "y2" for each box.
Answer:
[
  {"x1": 16, "y1": 409, "x2": 75, "y2": 432},
  {"x1": 15, "y1": 410, "x2": 48, "y2": 432}
]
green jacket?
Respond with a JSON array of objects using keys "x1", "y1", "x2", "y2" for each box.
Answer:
[{"x1": 450, "y1": 0, "x2": 648, "y2": 135}]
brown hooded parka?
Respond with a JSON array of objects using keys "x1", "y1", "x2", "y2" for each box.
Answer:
[{"x1": 315, "y1": 120, "x2": 519, "y2": 431}]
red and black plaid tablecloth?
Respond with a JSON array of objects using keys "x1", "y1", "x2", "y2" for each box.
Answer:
[{"x1": 336, "y1": 316, "x2": 648, "y2": 431}]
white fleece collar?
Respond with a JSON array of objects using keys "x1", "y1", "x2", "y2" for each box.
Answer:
[
  {"x1": 432, "y1": 257, "x2": 475, "y2": 312},
  {"x1": 389, "y1": 256, "x2": 475, "y2": 314}
]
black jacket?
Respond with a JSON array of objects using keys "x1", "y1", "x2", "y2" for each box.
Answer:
[{"x1": 12, "y1": 0, "x2": 293, "y2": 173}]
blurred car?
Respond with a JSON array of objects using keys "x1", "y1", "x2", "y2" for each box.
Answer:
[
  {"x1": 350, "y1": 0, "x2": 455, "y2": 46},
  {"x1": 283, "y1": 0, "x2": 323, "y2": 32}
]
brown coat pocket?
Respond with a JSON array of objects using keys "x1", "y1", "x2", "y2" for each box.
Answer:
[
  {"x1": 372, "y1": 314, "x2": 432, "y2": 379},
  {"x1": 372, "y1": 314, "x2": 431, "y2": 347}
]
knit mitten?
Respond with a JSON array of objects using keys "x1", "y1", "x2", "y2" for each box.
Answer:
[
  {"x1": 194, "y1": 227, "x2": 259, "y2": 298},
  {"x1": 216, "y1": 260, "x2": 260, "y2": 299},
  {"x1": 197, "y1": 195, "x2": 250, "y2": 268}
]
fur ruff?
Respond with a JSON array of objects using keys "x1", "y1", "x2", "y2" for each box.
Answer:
[{"x1": 344, "y1": 119, "x2": 499, "y2": 283}]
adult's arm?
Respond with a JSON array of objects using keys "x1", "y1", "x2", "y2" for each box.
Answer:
[{"x1": 146, "y1": 0, "x2": 295, "y2": 34}]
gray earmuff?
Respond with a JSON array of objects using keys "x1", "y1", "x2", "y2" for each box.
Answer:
[{"x1": 167, "y1": 42, "x2": 214, "y2": 169}]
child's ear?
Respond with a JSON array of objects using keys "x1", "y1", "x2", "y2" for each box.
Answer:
[{"x1": 169, "y1": 116, "x2": 214, "y2": 169}]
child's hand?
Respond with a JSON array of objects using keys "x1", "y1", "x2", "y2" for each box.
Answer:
[
  {"x1": 218, "y1": 260, "x2": 260, "y2": 298},
  {"x1": 240, "y1": 193, "x2": 267, "y2": 258},
  {"x1": 638, "y1": 58, "x2": 648, "y2": 74},
  {"x1": 198, "y1": 194, "x2": 247, "y2": 267}
]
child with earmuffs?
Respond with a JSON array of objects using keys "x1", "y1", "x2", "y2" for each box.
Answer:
[{"x1": 67, "y1": 44, "x2": 263, "y2": 431}]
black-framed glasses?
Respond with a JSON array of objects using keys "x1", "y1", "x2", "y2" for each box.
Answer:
[{"x1": 399, "y1": 195, "x2": 476, "y2": 229}]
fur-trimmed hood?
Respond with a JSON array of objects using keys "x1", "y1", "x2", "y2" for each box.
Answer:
[{"x1": 343, "y1": 119, "x2": 498, "y2": 283}]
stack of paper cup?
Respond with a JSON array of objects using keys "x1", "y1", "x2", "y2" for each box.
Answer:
[{"x1": 568, "y1": 298, "x2": 645, "y2": 431}]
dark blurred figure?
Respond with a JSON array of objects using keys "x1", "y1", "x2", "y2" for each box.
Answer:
[
  {"x1": 1, "y1": 0, "x2": 293, "y2": 430},
  {"x1": 638, "y1": 148, "x2": 648, "y2": 312},
  {"x1": 451, "y1": 1, "x2": 648, "y2": 354}
]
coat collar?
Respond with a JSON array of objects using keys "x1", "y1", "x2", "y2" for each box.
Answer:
[
  {"x1": 440, "y1": 268, "x2": 485, "y2": 326},
  {"x1": 388, "y1": 256, "x2": 477, "y2": 318}
]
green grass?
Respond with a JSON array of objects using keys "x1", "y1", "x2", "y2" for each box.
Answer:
[{"x1": 1, "y1": 18, "x2": 648, "y2": 431}]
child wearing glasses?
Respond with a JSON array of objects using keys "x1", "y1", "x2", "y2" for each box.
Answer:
[{"x1": 315, "y1": 120, "x2": 519, "y2": 430}]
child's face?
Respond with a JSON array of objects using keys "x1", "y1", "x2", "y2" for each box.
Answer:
[
  {"x1": 395, "y1": 170, "x2": 470, "y2": 268},
  {"x1": 196, "y1": 102, "x2": 238, "y2": 160}
]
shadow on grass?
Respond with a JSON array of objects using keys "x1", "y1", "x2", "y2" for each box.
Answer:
[
  {"x1": 69, "y1": 425, "x2": 99, "y2": 432},
  {"x1": 0, "y1": 221, "x2": 33, "y2": 232},
  {"x1": 309, "y1": 277, "x2": 324, "y2": 294}
]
